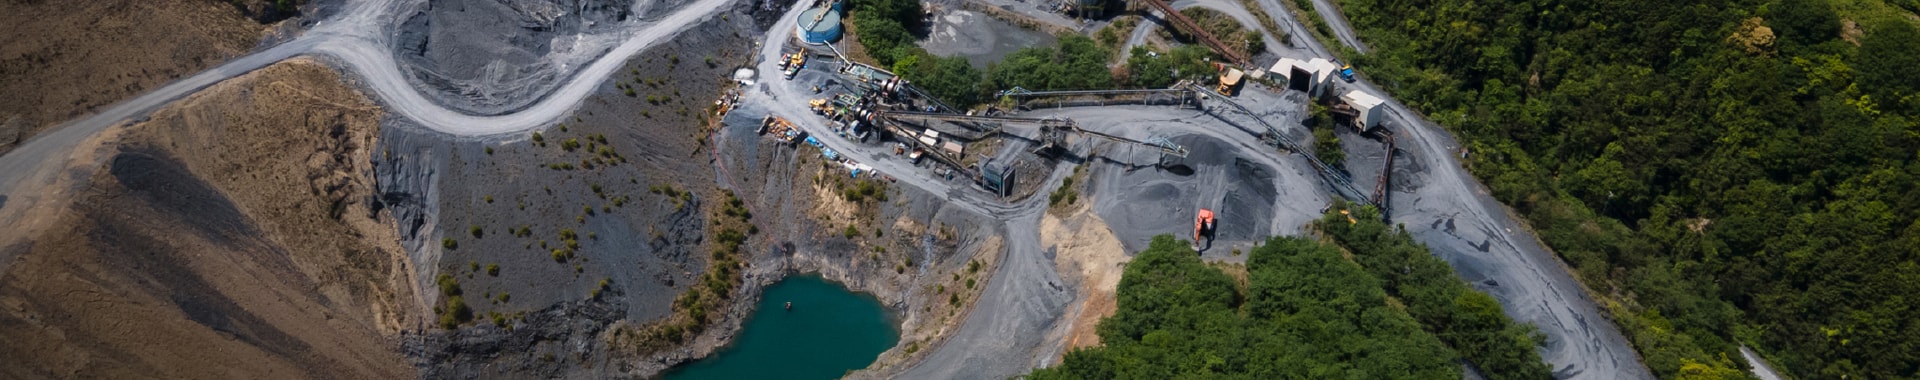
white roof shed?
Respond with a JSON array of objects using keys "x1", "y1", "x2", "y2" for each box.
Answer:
[{"x1": 1340, "y1": 90, "x2": 1387, "y2": 130}]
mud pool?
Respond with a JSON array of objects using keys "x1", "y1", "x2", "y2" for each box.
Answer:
[{"x1": 663, "y1": 274, "x2": 897, "y2": 379}]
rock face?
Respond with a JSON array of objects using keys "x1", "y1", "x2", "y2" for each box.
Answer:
[{"x1": 0, "y1": 61, "x2": 418, "y2": 379}]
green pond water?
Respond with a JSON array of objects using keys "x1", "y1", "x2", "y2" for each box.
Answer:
[{"x1": 664, "y1": 274, "x2": 897, "y2": 380}]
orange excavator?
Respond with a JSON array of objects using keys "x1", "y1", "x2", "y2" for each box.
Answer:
[{"x1": 1193, "y1": 208, "x2": 1216, "y2": 249}]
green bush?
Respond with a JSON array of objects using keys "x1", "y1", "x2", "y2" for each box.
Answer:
[
  {"x1": 1120, "y1": 45, "x2": 1216, "y2": 88},
  {"x1": 986, "y1": 35, "x2": 1112, "y2": 93},
  {"x1": 436, "y1": 273, "x2": 461, "y2": 297},
  {"x1": 442, "y1": 238, "x2": 458, "y2": 250},
  {"x1": 486, "y1": 264, "x2": 500, "y2": 277},
  {"x1": 1048, "y1": 176, "x2": 1078, "y2": 207},
  {"x1": 847, "y1": 0, "x2": 923, "y2": 66},
  {"x1": 439, "y1": 296, "x2": 473, "y2": 329},
  {"x1": 1311, "y1": 125, "x2": 1343, "y2": 169}
]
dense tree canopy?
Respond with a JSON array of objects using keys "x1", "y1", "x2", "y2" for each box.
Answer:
[
  {"x1": 985, "y1": 35, "x2": 1114, "y2": 93},
  {"x1": 1031, "y1": 235, "x2": 1464, "y2": 379},
  {"x1": 847, "y1": 0, "x2": 923, "y2": 66},
  {"x1": 1032, "y1": 230, "x2": 1557, "y2": 379},
  {"x1": 1334, "y1": 0, "x2": 1920, "y2": 376},
  {"x1": 1319, "y1": 205, "x2": 1552, "y2": 379}
]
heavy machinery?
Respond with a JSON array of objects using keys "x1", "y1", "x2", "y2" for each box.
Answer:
[
  {"x1": 1193, "y1": 208, "x2": 1216, "y2": 249},
  {"x1": 783, "y1": 52, "x2": 807, "y2": 79},
  {"x1": 1335, "y1": 59, "x2": 1356, "y2": 82},
  {"x1": 1215, "y1": 64, "x2": 1245, "y2": 95},
  {"x1": 759, "y1": 116, "x2": 803, "y2": 144}
]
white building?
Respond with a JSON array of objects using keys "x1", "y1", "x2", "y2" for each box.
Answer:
[
  {"x1": 1340, "y1": 90, "x2": 1386, "y2": 130},
  {"x1": 1270, "y1": 57, "x2": 1338, "y2": 97},
  {"x1": 1304, "y1": 58, "x2": 1338, "y2": 97}
]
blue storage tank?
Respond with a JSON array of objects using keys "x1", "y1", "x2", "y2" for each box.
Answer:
[{"x1": 796, "y1": 8, "x2": 843, "y2": 45}]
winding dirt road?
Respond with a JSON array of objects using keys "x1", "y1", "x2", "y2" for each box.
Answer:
[
  {"x1": 0, "y1": 0, "x2": 1649, "y2": 378},
  {"x1": 0, "y1": 0, "x2": 732, "y2": 272}
]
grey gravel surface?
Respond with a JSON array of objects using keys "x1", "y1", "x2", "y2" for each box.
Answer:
[
  {"x1": 920, "y1": 9, "x2": 1057, "y2": 68},
  {"x1": 393, "y1": 0, "x2": 640, "y2": 115}
]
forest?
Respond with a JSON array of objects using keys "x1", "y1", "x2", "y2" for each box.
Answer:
[
  {"x1": 1332, "y1": 0, "x2": 1920, "y2": 377},
  {"x1": 1030, "y1": 226, "x2": 1549, "y2": 379}
]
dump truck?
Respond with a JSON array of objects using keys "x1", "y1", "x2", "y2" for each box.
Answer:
[
  {"x1": 1194, "y1": 208, "x2": 1216, "y2": 248},
  {"x1": 1336, "y1": 60, "x2": 1356, "y2": 82},
  {"x1": 784, "y1": 52, "x2": 807, "y2": 79},
  {"x1": 1216, "y1": 65, "x2": 1245, "y2": 95}
]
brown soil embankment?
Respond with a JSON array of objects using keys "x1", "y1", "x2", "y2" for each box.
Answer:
[
  {"x1": 0, "y1": 0, "x2": 266, "y2": 155},
  {"x1": 1041, "y1": 200, "x2": 1129, "y2": 352},
  {"x1": 0, "y1": 60, "x2": 417, "y2": 379}
]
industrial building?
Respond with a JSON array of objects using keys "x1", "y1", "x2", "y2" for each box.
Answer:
[
  {"x1": 1270, "y1": 58, "x2": 1307, "y2": 92},
  {"x1": 1340, "y1": 90, "x2": 1385, "y2": 130},
  {"x1": 1270, "y1": 57, "x2": 1337, "y2": 97}
]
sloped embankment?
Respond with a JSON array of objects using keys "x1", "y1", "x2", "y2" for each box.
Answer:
[{"x1": 0, "y1": 60, "x2": 418, "y2": 379}]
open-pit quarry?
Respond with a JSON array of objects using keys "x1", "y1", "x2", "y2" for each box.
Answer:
[{"x1": 0, "y1": 0, "x2": 1658, "y2": 378}]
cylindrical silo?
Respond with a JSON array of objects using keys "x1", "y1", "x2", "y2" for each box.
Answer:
[{"x1": 796, "y1": 8, "x2": 843, "y2": 45}]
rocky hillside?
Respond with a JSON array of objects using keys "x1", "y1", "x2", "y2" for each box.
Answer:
[
  {"x1": 0, "y1": 0, "x2": 269, "y2": 156},
  {"x1": 0, "y1": 61, "x2": 417, "y2": 379}
]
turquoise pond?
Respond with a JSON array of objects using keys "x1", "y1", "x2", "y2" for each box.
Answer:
[{"x1": 663, "y1": 275, "x2": 898, "y2": 380}]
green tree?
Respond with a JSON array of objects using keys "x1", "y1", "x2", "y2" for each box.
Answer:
[
  {"x1": 1769, "y1": 0, "x2": 1840, "y2": 47},
  {"x1": 1857, "y1": 20, "x2": 1920, "y2": 109}
]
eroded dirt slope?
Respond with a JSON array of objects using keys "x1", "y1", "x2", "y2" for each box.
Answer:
[
  {"x1": 0, "y1": 0, "x2": 265, "y2": 155},
  {"x1": 0, "y1": 61, "x2": 417, "y2": 379}
]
